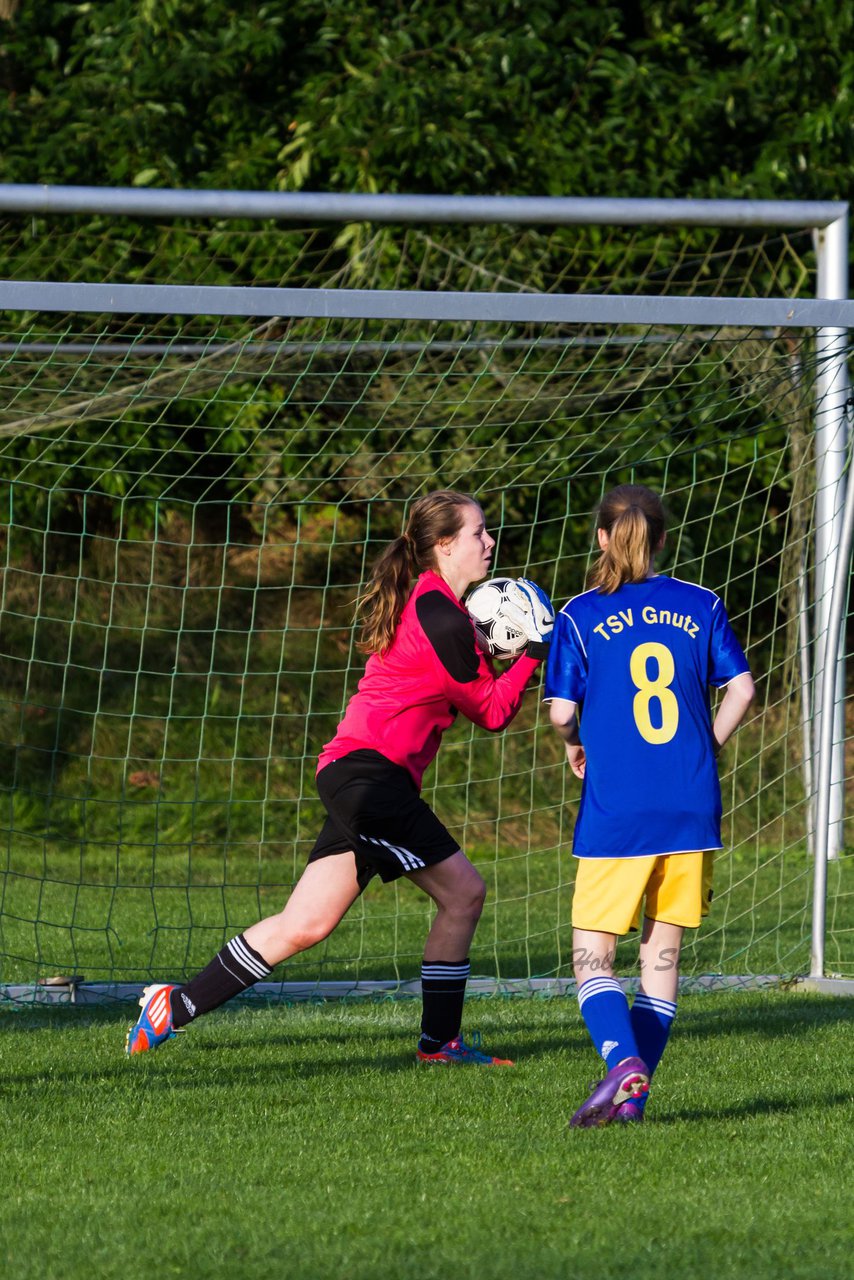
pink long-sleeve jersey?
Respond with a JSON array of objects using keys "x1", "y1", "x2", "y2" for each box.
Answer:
[{"x1": 317, "y1": 570, "x2": 541, "y2": 789}]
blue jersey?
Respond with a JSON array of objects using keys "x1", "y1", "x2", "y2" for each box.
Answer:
[{"x1": 544, "y1": 575, "x2": 750, "y2": 858}]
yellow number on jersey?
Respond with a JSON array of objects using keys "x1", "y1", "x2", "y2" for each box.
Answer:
[{"x1": 630, "y1": 641, "x2": 679, "y2": 745}]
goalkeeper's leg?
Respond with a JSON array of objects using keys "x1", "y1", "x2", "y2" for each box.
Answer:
[
  {"x1": 408, "y1": 852, "x2": 513, "y2": 1066},
  {"x1": 126, "y1": 855, "x2": 362, "y2": 1055}
]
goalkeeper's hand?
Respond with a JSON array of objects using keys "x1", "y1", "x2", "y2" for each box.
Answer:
[{"x1": 502, "y1": 577, "x2": 555, "y2": 659}]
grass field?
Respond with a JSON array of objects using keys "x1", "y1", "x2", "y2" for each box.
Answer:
[
  {"x1": 2, "y1": 990, "x2": 853, "y2": 1280},
  {"x1": 4, "y1": 530, "x2": 844, "y2": 988},
  {"x1": 4, "y1": 837, "x2": 849, "y2": 987}
]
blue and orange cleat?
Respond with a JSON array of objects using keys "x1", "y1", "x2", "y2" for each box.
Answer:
[
  {"x1": 126, "y1": 983, "x2": 181, "y2": 1056},
  {"x1": 569, "y1": 1056, "x2": 649, "y2": 1129},
  {"x1": 416, "y1": 1031, "x2": 514, "y2": 1066}
]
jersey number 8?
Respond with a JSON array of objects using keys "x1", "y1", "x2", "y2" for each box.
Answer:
[{"x1": 630, "y1": 642, "x2": 679, "y2": 745}]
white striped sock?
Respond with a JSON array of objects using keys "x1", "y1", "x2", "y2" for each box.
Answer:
[
  {"x1": 226, "y1": 934, "x2": 272, "y2": 983},
  {"x1": 578, "y1": 976, "x2": 623, "y2": 1009},
  {"x1": 633, "y1": 993, "x2": 677, "y2": 1019}
]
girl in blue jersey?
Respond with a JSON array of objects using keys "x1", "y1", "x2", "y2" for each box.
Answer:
[{"x1": 546, "y1": 484, "x2": 754, "y2": 1127}]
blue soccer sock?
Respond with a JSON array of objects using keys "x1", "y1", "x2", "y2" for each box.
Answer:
[
  {"x1": 577, "y1": 976, "x2": 640, "y2": 1070},
  {"x1": 628, "y1": 992, "x2": 677, "y2": 1112}
]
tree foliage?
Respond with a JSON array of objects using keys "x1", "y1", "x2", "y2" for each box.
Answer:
[
  {"x1": 0, "y1": 0, "x2": 846, "y2": 626},
  {"x1": 0, "y1": 1, "x2": 851, "y2": 201}
]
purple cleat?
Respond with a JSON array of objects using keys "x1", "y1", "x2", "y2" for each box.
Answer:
[
  {"x1": 614, "y1": 1100, "x2": 645, "y2": 1124},
  {"x1": 569, "y1": 1056, "x2": 650, "y2": 1129}
]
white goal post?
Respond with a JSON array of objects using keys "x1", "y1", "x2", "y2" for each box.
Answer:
[{"x1": 0, "y1": 188, "x2": 850, "y2": 1001}]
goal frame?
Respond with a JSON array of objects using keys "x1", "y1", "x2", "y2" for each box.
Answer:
[{"x1": 0, "y1": 187, "x2": 850, "y2": 997}]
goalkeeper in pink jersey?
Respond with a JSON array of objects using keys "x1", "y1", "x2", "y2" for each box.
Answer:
[
  {"x1": 127, "y1": 490, "x2": 554, "y2": 1065},
  {"x1": 546, "y1": 485, "x2": 755, "y2": 1126}
]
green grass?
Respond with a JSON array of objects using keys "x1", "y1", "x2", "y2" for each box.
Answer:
[
  {"x1": 2, "y1": 543, "x2": 839, "y2": 985},
  {"x1": 0, "y1": 831, "x2": 833, "y2": 987},
  {"x1": 1, "y1": 544, "x2": 849, "y2": 983},
  {"x1": 2, "y1": 991, "x2": 853, "y2": 1280},
  {"x1": 5, "y1": 839, "x2": 851, "y2": 986}
]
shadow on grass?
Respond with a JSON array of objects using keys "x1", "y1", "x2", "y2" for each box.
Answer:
[
  {"x1": 5, "y1": 991, "x2": 854, "y2": 1065},
  {"x1": 677, "y1": 992, "x2": 854, "y2": 1041},
  {"x1": 652, "y1": 1092, "x2": 854, "y2": 1124},
  {"x1": 0, "y1": 1048, "x2": 420, "y2": 1091}
]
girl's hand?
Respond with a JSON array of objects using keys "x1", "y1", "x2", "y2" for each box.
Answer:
[
  {"x1": 500, "y1": 578, "x2": 555, "y2": 658},
  {"x1": 566, "y1": 743, "x2": 586, "y2": 779}
]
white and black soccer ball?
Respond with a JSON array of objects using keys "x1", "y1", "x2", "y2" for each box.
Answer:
[{"x1": 466, "y1": 577, "x2": 529, "y2": 659}]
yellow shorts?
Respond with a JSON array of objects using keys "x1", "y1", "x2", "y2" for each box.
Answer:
[
  {"x1": 701, "y1": 849, "x2": 714, "y2": 919},
  {"x1": 572, "y1": 849, "x2": 714, "y2": 935}
]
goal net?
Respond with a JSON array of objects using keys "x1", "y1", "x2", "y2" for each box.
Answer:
[{"x1": 0, "y1": 215, "x2": 850, "y2": 999}]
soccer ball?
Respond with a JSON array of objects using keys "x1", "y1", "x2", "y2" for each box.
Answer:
[{"x1": 466, "y1": 577, "x2": 529, "y2": 658}]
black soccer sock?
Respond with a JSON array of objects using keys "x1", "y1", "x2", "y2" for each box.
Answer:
[
  {"x1": 170, "y1": 933, "x2": 272, "y2": 1028},
  {"x1": 419, "y1": 959, "x2": 471, "y2": 1050}
]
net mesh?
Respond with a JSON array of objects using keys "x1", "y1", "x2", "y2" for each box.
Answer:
[
  {"x1": 0, "y1": 216, "x2": 815, "y2": 296},
  {"x1": 1, "y1": 292, "x2": 850, "y2": 992}
]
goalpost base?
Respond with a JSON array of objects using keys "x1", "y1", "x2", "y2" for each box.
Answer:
[
  {"x1": 1, "y1": 974, "x2": 790, "y2": 1008},
  {"x1": 793, "y1": 977, "x2": 854, "y2": 996}
]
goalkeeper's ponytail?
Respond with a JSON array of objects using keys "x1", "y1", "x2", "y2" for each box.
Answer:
[
  {"x1": 358, "y1": 490, "x2": 475, "y2": 654},
  {"x1": 588, "y1": 485, "x2": 666, "y2": 595}
]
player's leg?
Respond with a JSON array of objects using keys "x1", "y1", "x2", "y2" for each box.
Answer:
[
  {"x1": 126, "y1": 852, "x2": 361, "y2": 1055},
  {"x1": 411, "y1": 849, "x2": 486, "y2": 962},
  {"x1": 624, "y1": 852, "x2": 703, "y2": 1118},
  {"x1": 637, "y1": 914, "x2": 683, "y2": 1004},
  {"x1": 244, "y1": 853, "x2": 364, "y2": 964},
  {"x1": 407, "y1": 851, "x2": 510, "y2": 1065},
  {"x1": 620, "y1": 915, "x2": 682, "y2": 1118},
  {"x1": 568, "y1": 857, "x2": 652, "y2": 1128},
  {"x1": 321, "y1": 754, "x2": 507, "y2": 1066},
  {"x1": 573, "y1": 925, "x2": 641, "y2": 1075},
  {"x1": 176, "y1": 852, "x2": 362, "y2": 1016}
]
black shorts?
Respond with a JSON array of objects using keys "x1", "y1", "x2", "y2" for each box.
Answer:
[{"x1": 309, "y1": 749, "x2": 460, "y2": 890}]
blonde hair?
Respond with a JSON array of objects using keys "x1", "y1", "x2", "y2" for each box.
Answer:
[
  {"x1": 588, "y1": 484, "x2": 666, "y2": 595},
  {"x1": 358, "y1": 490, "x2": 477, "y2": 654}
]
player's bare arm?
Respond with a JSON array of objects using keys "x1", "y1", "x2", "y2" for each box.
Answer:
[
  {"x1": 712, "y1": 671, "x2": 756, "y2": 755},
  {"x1": 548, "y1": 697, "x2": 586, "y2": 778}
]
